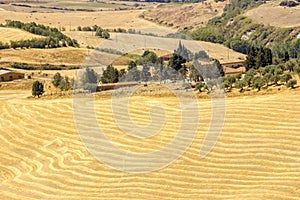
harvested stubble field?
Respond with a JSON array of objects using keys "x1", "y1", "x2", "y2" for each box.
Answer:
[
  {"x1": 1, "y1": 88, "x2": 300, "y2": 199},
  {"x1": 245, "y1": 2, "x2": 300, "y2": 28},
  {"x1": 0, "y1": 10, "x2": 175, "y2": 36},
  {"x1": 142, "y1": 0, "x2": 228, "y2": 30},
  {"x1": 0, "y1": 27, "x2": 43, "y2": 44}
]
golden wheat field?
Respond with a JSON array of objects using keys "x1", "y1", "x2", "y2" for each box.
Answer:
[
  {"x1": 1, "y1": 88, "x2": 300, "y2": 199},
  {"x1": 0, "y1": 27, "x2": 43, "y2": 44}
]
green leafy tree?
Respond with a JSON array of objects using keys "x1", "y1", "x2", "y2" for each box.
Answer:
[
  {"x1": 280, "y1": 73, "x2": 292, "y2": 84},
  {"x1": 283, "y1": 51, "x2": 290, "y2": 62},
  {"x1": 102, "y1": 30, "x2": 110, "y2": 39},
  {"x1": 81, "y1": 67, "x2": 98, "y2": 92},
  {"x1": 139, "y1": 50, "x2": 158, "y2": 65},
  {"x1": 141, "y1": 65, "x2": 151, "y2": 82},
  {"x1": 126, "y1": 61, "x2": 141, "y2": 82},
  {"x1": 189, "y1": 64, "x2": 202, "y2": 82},
  {"x1": 52, "y1": 72, "x2": 62, "y2": 87},
  {"x1": 252, "y1": 76, "x2": 265, "y2": 91},
  {"x1": 128, "y1": 61, "x2": 137, "y2": 71},
  {"x1": 212, "y1": 59, "x2": 225, "y2": 77},
  {"x1": 101, "y1": 65, "x2": 119, "y2": 83},
  {"x1": 271, "y1": 74, "x2": 280, "y2": 85},
  {"x1": 245, "y1": 47, "x2": 272, "y2": 70},
  {"x1": 119, "y1": 69, "x2": 126, "y2": 79},
  {"x1": 263, "y1": 72, "x2": 272, "y2": 86},
  {"x1": 168, "y1": 53, "x2": 186, "y2": 71},
  {"x1": 82, "y1": 67, "x2": 98, "y2": 84},
  {"x1": 32, "y1": 81, "x2": 44, "y2": 97},
  {"x1": 95, "y1": 27, "x2": 103, "y2": 37},
  {"x1": 195, "y1": 82, "x2": 205, "y2": 93},
  {"x1": 285, "y1": 60, "x2": 295, "y2": 72},
  {"x1": 235, "y1": 79, "x2": 247, "y2": 92},
  {"x1": 286, "y1": 79, "x2": 297, "y2": 88},
  {"x1": 223, "y1": 76, "x2": 236, "y2": 92}
]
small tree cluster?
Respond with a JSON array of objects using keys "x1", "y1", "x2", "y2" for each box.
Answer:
[
  {"x1": 32, "y1": 81, "x2": 44, "y2": 97},
  {"x1": 95, "y1": 27, "x2": 110, "y2": 39},
  {"x1": 81, "y1": 67, "x2": 99, "y2": 92},
  {"x1": 101, "y1": 65, "x2": 119, "y2": 83},
  {"x1": 52, "y1": 72, "x2": 74, "y2": 91},
  {"x1": 3, "y1": 20, "x2": 79, "y2": 48},
  {"x1": 244, "y1": 46, "x2": 273, "y2": 70}
]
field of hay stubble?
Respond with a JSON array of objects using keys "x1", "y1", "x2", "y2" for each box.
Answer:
[{"x1": 1, "y1": 88, "x2": 300, "y2": 199}]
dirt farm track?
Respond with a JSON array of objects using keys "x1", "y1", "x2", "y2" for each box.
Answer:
[{"x1": 0, "y1": 89, "x2": 300, "y2": 199}]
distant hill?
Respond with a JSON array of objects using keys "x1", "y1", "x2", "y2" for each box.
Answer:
[
  {"x1": 190, "y1": 0, "x2": 300, "y2": 58},
  {"x1": 142, "y1": 0, "x2": 228, "y2": 30},
  {"x1": 245, "y1": 1, "x2": 300, "y2": 28}
]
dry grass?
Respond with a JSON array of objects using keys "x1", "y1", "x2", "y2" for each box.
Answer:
[
  {"x1": 0, "y1": 10, "x2": 175, "y2": 36},
  {"x1": 142, "y1": 0, "x2": 228, "y2": 30},
  {"x1": 64, "y1": 31, "x2": 105, "y2": 48},
  {"x1": 198, "y1": 41, "x2": 246, "y2": 63},
  {"x1": 245, "y1": 2, "x2": 300, "y2": 28},
  {"x1": 0, "y1": 27, "x2": 43, "y2": 43},
  {"x1": 1, "y1": 87, "x2": 300, "y2": 199},
  {"x1": 90, "y1": 33, "x2": 246, "y2": 63},
  {"x1": 0, "y1": 47, "x2": 88, "y2": 65}
]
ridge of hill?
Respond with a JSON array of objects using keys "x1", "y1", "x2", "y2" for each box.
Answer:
[{"x1": 142, "y1": 0, "x2": 228, "y2": 30}]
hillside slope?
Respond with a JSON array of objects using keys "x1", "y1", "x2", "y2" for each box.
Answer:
[
  {"x1": 142, "y1": 0, "x2": 228, "y2": 30},
  {"x1": 0, "y1": 27, "x2": 43, "y2": 43},
  {"x1": 245, "y1": 1, "x2": 300, "y2": 28}
]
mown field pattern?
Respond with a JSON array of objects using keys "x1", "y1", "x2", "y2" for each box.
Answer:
[
  {"x1": 0, "y1": 27, "x2": 43, "y2": 43},
  {"x1": 1, "y1": 90, "x2": 300, "y2": 199}
]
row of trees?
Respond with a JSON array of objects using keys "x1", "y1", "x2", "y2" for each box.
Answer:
[
  {"x1": 52, "y1": 73, "x2": 74, "y2": 91},
  {"x1": 99, "y1": 49, "x2": 223, "y2": 86},
  {"x1": 1, "y1": 20, "x2": 79, "y2": 48},
  {"x1": 206, "y1": 59, "x2": 299, "y2": 94},
  {"x1": 77, "y1": 25, "x2": 110, "y2": 39},
  {"x1": 244, "y1": 46, "x2": 273, "y2": 70},
  {"x1": 10, "y1": 37, "x2": 77, "y2": 49}
]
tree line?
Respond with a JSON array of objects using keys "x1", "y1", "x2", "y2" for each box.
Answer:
[
  {"x1": 1, "y1": 20, "x2": 79, "y2": 49},
  {"x1": 77, "y1": 25, "x2": 110, "y2": 39}
]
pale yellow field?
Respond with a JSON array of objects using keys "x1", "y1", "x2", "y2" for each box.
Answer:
[
  {"x1": 0, "y1": 10, "x2": 175, "y2": 36},
  {"x1": 245, "y1": 2, "x2": 300, "y2": 28},
  {"x1": 0, "y1": 47, "x2": 88, "y2": 65},
  {"x1": 198, "y1": 41, "x2": 246, "y2": 63},
  {"x1": 142, "y1": 0, "x2": 228, "y2": 30},
  {"x1": 1, "y1": 89, "x2": 300, "y2": 199},
  {"x1": 0, "y1": 27, "x2": 43, "y2": 43},
  {"x1": 64, "y1": 31, "x2": 105, "y2": 48}
]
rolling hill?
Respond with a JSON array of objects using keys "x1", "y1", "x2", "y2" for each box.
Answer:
[
  {"x1": 0, "y1": 27, "x2": 43, "y2": 44},
  {"x1": 245, "y1": 1, "x2": 300, "y2": 28}
]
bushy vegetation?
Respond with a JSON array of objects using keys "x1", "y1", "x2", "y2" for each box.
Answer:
[
  {"x1": 10, "y1": 62, "x2": 80, "y2": 70},
  {"x1": 95, "y1": 48, "x2": 124, "y2": 55},
  {"x1": 244, "y1": 46, "x2": 272, "y2": 70},
  {"x1": 77, "y1": 25, "x2": 110, "y2": 39},
  {"x1": 52, "y1": 72, "x2": 74, "y2": 91},
  {"x1": 32, "y1": 81, "x2": 44, "y2": 97},
  {"x1": 81, "y1": 67, "x2": 99, "y2": 92},
  {"x1": 1, "y1": 20, "x2": 79, "y2": 48},
  {"x1": 189, "y1": 0, "x2": 300, "y2": 58},
  {"x1": 0, "y1": 41, "x2": 9, "y2": 49},
  {"x1": 101, "y1": 65, "x2": 119, "y2": 83},
  {"x1": 279, "y1": 0, "x2": 299, "y2": 7}
]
